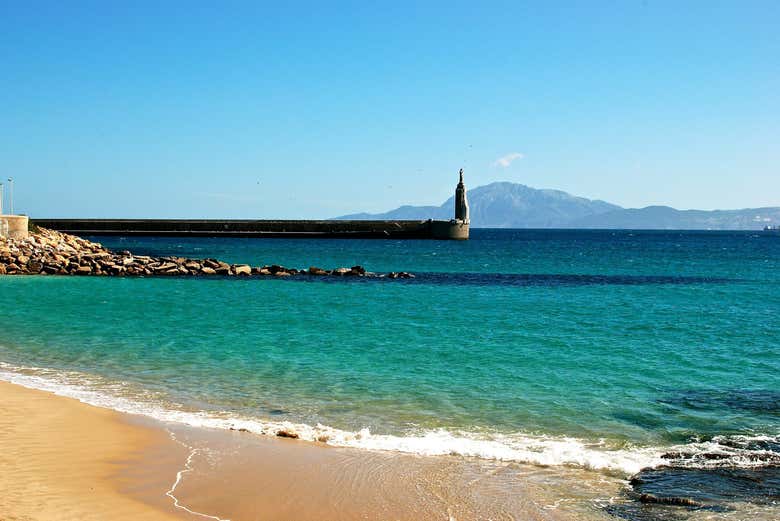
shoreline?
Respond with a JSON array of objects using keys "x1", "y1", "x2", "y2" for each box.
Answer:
[
  {"x1": 0, "y1": 378, "x2": 611, "y2": 521},
  {"x1": 3, "y1": 368, "x2": 779, "y2": 520},
  {"x1": 0, "y1": 357, "x2": 659, "y2": 476}
]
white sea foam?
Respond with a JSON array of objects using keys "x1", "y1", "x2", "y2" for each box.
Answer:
[{"x1": 1, "y1": 362, "x2": 774, "y2": 477}]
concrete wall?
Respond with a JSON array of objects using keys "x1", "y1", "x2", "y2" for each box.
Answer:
[
  {"x1": 32, "y1": 218, "x2": 470, "y2": 240},
  {"x1": 32, "y1": 219, "x2": 435, "y2": 239},
  {"x1": 430, "y1": 219, "x2": 469, "y2": 240},
  {"x1": 0, "y1": 215, "x2": 29, "y2": 240}
]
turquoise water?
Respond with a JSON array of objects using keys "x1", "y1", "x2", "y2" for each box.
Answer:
[{"x1": 1, "y1": 230, "x2": 778, "y2": 474}]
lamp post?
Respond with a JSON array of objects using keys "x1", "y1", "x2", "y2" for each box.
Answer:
[
  {"x1": 0, "y1": 182, "x2": 3, "y2": 215},
  {"x1": 7, "y1": 177, "x2": 12, "y2": 215}
]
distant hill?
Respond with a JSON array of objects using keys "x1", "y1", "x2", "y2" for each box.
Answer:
[
  {"x1": 336, "y1": 182, "x2": 620, "y2": 228},
  {"x1": 569, "y1": 205, "x2": 780, "y2": 230},
  {"x1": 334, "y1": 181, "x2": 780, "y2": 230}
]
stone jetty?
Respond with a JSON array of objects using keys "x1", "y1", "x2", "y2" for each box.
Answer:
[{"x1": 0, "y1": 227, "x2": 415, "y2": 279}]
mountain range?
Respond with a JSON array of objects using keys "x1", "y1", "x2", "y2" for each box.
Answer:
[{"x1": 334, "y1": 182, "x2": 780, "y2": 230}]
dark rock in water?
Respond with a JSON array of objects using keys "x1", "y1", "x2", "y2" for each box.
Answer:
[
  {"x1": 635, "y1": 493, "x2": 701, "y2": 507},
  {"x1": 308, "y1": 266, "x2": 327, "y2": 276},
  {"x1": 603, "y1": 502, "x2": 688, "y2": 521},
  {"x1": 637, "y1": 466, "x2": 780, "y2": 505},
  {"x1": 606, "y1": 464, "x2": 780, "y2": 520}
]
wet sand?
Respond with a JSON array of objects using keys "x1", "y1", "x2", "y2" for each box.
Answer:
[
  {"x1": 143, "y1": 426, "x2": 599, "y2": 521},
  {"x1": 0, "y1": 380, "x2": 620, "y2": 521}
]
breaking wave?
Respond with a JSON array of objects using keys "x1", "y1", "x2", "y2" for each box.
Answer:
[{"x1": 1, "y1": 362, "x2": 776, "y2": 478}]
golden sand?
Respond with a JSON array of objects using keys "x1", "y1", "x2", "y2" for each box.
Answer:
[{"x1": 0, "y1": 381, "x2": 188, "y2": 521}]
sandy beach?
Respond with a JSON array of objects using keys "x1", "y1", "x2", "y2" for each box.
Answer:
[
  {"x1": 0, "y1": 380, "x2": 603, "y2": 521},
  {"x1": 0, "y1": 380, "x2": 190, "y2": 521}
]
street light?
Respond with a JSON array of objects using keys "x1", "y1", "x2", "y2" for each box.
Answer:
[
  {"x1": 7, "y1": 177, "x2": 12, "y2": 215},
  {"x1": 0, "y1": 182, "x2": 3, "y2": 215}
]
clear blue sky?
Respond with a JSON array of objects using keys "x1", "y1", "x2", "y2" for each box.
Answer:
[{"x1": 1, "y1": 1, "x2": 778, "y2": 218}]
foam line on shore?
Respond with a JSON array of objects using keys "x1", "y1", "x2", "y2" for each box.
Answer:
[
  {"x1": 165, "y1": 430, "x2": 231, "y2": 521},
  {"x1": 0, "y1": 362, "x2": 776, "y2": 477}
]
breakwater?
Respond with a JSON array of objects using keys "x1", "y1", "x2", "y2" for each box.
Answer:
[
  {"x1": 0, "y1": 228, "x2": 414, "y2": 278},
  {"x1": 31, "y1": 218, "x2": 468, "y2": 239}
]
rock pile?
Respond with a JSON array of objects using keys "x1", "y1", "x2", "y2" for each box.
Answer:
[{"x1": 0, "y1": 228, "x2": 415, "y2": 279}]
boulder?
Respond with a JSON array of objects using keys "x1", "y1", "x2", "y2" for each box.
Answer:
[
  {"x1": 200, "y1": 267, "x2": 216, "y2": 275},
  {"x1": 308, "y1": 266, "x2": 327, "y2": 276},
  {"x1": 234, "y1": 265, "x2": 251, "y2": 276},
  {"x1": 154, "y1": 262, "x2": 178, "y2": 272},
  {"x1": 266, "y1": 265, "x2": 279, "y2": 274}
]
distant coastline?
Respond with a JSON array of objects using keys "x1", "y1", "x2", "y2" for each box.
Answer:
[{"x1": 334, "y1": 181, "x2": 780, "y2": 230}]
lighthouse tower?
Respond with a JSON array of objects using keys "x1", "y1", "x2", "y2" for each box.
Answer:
[
  {"x1": 429, "y1": 168, "x2": 470, "y2": 239},
  {"x1": 455, "y1": 168, "x2": 469, "y2": 223}
]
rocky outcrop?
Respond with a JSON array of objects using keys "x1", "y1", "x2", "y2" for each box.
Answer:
[{"x1": 0, "y1": 228, "x2": 412, "y2": 279}]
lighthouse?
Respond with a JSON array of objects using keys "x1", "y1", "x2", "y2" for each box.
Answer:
[
  {"x1": 455, "y1": 168, "x2": 469, "y2": 223},
  {"x1": 429, "y1": 168, "x2": 470, "y2": 239}
]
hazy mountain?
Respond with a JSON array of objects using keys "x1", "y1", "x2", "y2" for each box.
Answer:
[
  {"x1": 334, "y1": 182, "x2": 780, "y2": 229},
  {"x1": 335, "y1": 182, "x2": 620, "y2": 228},
  {"x1": 569, "y1": 205, "x2": 780, "y2": 230}
]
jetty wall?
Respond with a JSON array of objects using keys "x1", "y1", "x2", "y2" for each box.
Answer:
[{"x1": 31, "y1": 219, "x2": 467, "y2": 239}]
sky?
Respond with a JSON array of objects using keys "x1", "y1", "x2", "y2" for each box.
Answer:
[{"x1": 1, "y1": 1, "x2": 778, "y2": 218}]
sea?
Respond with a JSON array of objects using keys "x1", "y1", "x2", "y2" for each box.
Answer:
[{"x1": 1, "y1": 229, "x2": 778, "y2": 519}]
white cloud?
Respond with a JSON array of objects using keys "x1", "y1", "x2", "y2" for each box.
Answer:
[{"x1": 492, "y1": 152, "x2": 525, "y2": 168}]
